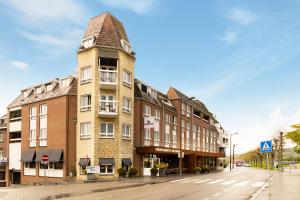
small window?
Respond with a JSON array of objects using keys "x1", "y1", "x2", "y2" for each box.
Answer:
[
  {"x1": 36, "y1": 87, "x2": 42, "y2": 94},
  {"x1": 61, "y1": 78, "x2": 69, "y2": 88},
  {"x1": 81, "y1": 67, "x2": 92, "y2": 84},
  {"x1": 22, "y1": 90, "x2": 28, "y2": 98},
  {"x1": 46, "y1": 84, "x2": 52, "y2": 92},
  {"x1": 80, "y1": 122, "x2": 91, "y2": 139},
  {"x1": 80, "y1": 95, "x2": 91, "y2": 111},
  {"x1": 165, "y1": 114, "x2": 170, "y2": 124},
  {"x1": 100, "y1": 123, "x2": 114, "y2": 138},
  {"x1": 40, "y1": 105, "x2": 47, "y2": 116},
  {"x1": 122, "y1": 124, "x2": 131, "y2": 140},
  {"x1": 81, "y1": 37, "x2": 94, "y2": 48},
  {"x1": 144, "y1": 105, "x2": 151, "y2": 116},
  {"x1": 29, "y1": 107, "x2": 36, "y2": 117},
  {"x1": 173, "y1": 116, "x2": 177, "y2": 125},
  {"x1": 120, "y1": 39, "x2": 132, "y2": 53},
  {"x1": 154, "y1": 110, "x2": 160, "y2": 120},
  {"x1": 100, "y1": 164, "x2": 114, "y2": 175},
  {"x1": 144, "y1": 128, "x2": 151, "y2": 140},
  {"x1": 123, "y1": 70, "x2": 131, "y2": 86},
  {"x1": 123, "y1": 97, "x2": 131, "y2": 113}
]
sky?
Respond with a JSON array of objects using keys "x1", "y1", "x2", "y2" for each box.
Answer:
[{"x1": 0, "y1": 0, "x2": 300, "y2": 153}]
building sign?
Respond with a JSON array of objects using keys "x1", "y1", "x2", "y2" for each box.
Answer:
[
  {"x1": 155, "y1": 147, "x2": 180, "y2": 153},
  {"x1": 86, "y1": 166, "x2": 96, "y2": 174}
]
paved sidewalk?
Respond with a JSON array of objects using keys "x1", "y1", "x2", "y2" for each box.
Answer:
[
  {"x1": 255, "y1": 173, "x2": 300, "y2": 200},
  {"x1": 0, "y1": 171, "x2": 226, "y2": 200}
]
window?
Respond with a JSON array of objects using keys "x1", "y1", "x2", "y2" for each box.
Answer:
[
  {"x1": 39, "y1": 105, "x2": 47, "y2": 146},
  {"x1": 154, "y1": 110, "x2": 160, "y2": 120},
  {"x1": 36, "y1": 87, "x2": 42, "y2": 94},
  {"x1": 22, "y1": 90, "x2": 28, "y2": 98},
  {"x1": 100, "y1": 123, "x2": 114, "y2": 138},
  {"x1": 172, "y1": 130, "x2": 177, "y2": 144},
  {"x1": 144, "y1": 105, "x2": 151, "y2": 116},
  {"x1": 100, "y1": 164, "x2": 114, "y2": 174},
  {"x1": 181, "y1": 119, "x2": 185, "y2": 128},
  {"x1": 29, "y1": 107, "x2": 36, "y2": 147},
  {"x1": 122, "y1": 124, "x2": 131, "y2": 140},
  {"x1": 46, "y1": 84, "x2": 52, "y2": 92},
  {"x1": 154, "y1": 131, "x2": 159, "y2": 141},
  {"x1": 173, "y1": 116, "x2": 177, "y2": 125},
  {"x1": 165, "y1": 124, "x2": 170, "y2": 142},
  {"x1": 181, "y1": 103, "x2": 186, "y2": 115},
  {"x1": 80, "y1": 122, "x2": 91, "y2": 139},
  {"x1": 144, "y1": 128, "x2": 151, "y2": 146},
  {"x1": 25, "y1": 162, "x2": 35, "y2": 169},
  {"x1": 123, "y1": 70, "x2": 131, "y2": 86},
  {"x1": 100, "y1": 95, "x2": 116, "y2": 113},
  {"x1": 81, "y1": 67, "x2": 92, "y2": 84},
  {"x1": 80, "y1": 95, "x2": 91, "y2": 111},
  {"x1": 40, "y1": 105, "x2": 47, "y2": 116},
  {"x1": 81, "y1": 37, "x2": 94, "y2": 48},
  {"x1": 165, "y1": 114, "x2": 170, "y2": 124},
  {"x1": 187, "y1": 106, "x2": 191, "y2": 117},
  {"x1": 0, "y1": 150, "x2": 3, "y2": 158},
  {"x1": 123, "y1": 97, "x2": 131, "y2": 113},
  {"x1": 120, "y1": 39, "x2": 132, "y2": 53},
  {"x1": 61, "y1": 78, "x2": 69, "y2": 88}
]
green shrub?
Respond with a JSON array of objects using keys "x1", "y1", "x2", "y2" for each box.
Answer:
[
  {"x1": 195, "y1": 167, "x2": 201, "y2": 172},
  {"x1": 155, "y1": 162, "x2": 169, "y2": 169},
  {"x1": 201, "y1": 166, "x2": 209, "y2": 173},
  {"x1": 117, "y1": 168, "x2": 127, "y2": 178},
  {"x1": 150, "y1": 167, "x2": 158, "y2": 175},
  {"x1": 128, "y1": 168, "x2": 138, "y2": 177}
]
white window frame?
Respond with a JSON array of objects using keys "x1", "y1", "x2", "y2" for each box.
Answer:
[
  {"x1": 144, "y1": 105, "x2": 151, "y2": 117},
  {"x1": 154, "y1": 109, "x2": 160, "y2": 120},
  {"x1": 123, "y1": 97, "x2": 131, "y2": 113},
  {"x1": 36, "y1": 87, "x2": 42, "y2": 94},
  {"x1": 80, "y1": 94, "x2": 91, "y2": 111},
  {"x1": 181, "y1": 103, "x2": 186, "y2": 115},
  {"x1": 100, "y1": 123, "x2": 114, "y2": 138},
  {"x1": 144, "y1": 128, "x2": 151, "y2": 146},
  {"x1": 80, "y1": 122, "x2": 91, "y2": 139},
  {"x1": 122, "y1": 124, "x2": 131, "y2": 140},
  {"x1": 39, "y1": 105, "x2": 47, "y2": 146},
  {"x1": 22, "y1": 90, "x2": 28, "y2": 98},
  {"x1": 60, "y1": 78, "x2": 69, "y2": 88},
  {"x1": 99, "y1": 164, "x2": 114, "y2": 175},
  {"x1": 81, "y1": 66, "x2": 92, "y2": 84},
  {"x1": 123, "y1": 70, "x2": 132, "y2": 86},
  {"x1": 46, "y1": 84, "x2": 52, "y2": 92}
]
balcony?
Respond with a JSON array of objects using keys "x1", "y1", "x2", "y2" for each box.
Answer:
[
  {"x1": 99, "y1": 69, "x2": 118, "y2": 89},
  {"x1": 98, "y1": 100, "x2": 117, "y2": 117}
]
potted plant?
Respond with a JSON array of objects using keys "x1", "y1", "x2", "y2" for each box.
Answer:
[
  {"x1": 117, "y1": 168, "x2": 127, "y2": 178},
  {"x1": 150, "y1": 167, "x2": 158, "y2": 177},
  {"x1": 201, "y1": 166, "x2": 209, "y2": 174},
  {"x1": 195, "y1": 167, "x2": 201, "y2": 174},
  {"x1": 128, "y1": 168, "x2": 138, "y2": 177},
  {"x1": 155, "y1": 162, "x2": 169, "y2": 176}
]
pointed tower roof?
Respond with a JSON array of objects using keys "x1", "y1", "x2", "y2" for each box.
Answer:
[{"x1": 81, "y1": 12, "x2": 131, "y2": 51}]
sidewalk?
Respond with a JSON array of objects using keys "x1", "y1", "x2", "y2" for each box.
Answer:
[
  {"x1": 255, "y1": 172, "x2": 300, "y2": 200},
  {"x1": 0, "y1": 171, "x2": 226, "y2": 200}
]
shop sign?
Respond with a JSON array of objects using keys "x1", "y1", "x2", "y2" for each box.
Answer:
[
  {"x1": 86, "y1": 166, "x2": 96, "y2": 174},
  {"x1": 144, "y1": 116, "x2": 155, "y2": 128},
  {"x1": 155, "y1": 147, "x2": 180, "y2": 153}
]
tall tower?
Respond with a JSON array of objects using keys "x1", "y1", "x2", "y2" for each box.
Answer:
[{"x1": 76, "y1": 12, "x2": 135, "y2": 179}]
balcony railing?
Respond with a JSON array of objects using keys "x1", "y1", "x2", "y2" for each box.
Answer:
[
  {"x1": 99, "y1": 70, "x2": 117, "y2": 88},
  {"x1": 99, "y1": 100, "x2": 117, "y2": 116}
]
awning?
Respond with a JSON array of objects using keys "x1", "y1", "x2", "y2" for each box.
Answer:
[
  {"x1": 99, "y1": 158, "x2": 115, "y2": 165},
  {"x1": 20, "y1": 149, "x2": 35, "y2": 162},
  {"x1": 36, "y1": 149, "x2": 63, "y2": 162},
  {"x1": 78, "y1": 158, "x2": 90, "y2": 166},
  {"x1": 122, "y1": 158, "x2": 132, "y2": 166}
]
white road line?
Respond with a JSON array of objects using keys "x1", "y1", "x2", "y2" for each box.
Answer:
[
  {"x1": 252, "y1": 181, "x2": 264, "y2": 187},
  {"x1": 170, "y1": 178, "x2": 190, "y2": 183},
  {"x1": 235, "y1": 181, "x2": 250, "y2": 186},
  {"x1": 221, "y1": 180, "x2": 237, "y2": 185},
  {"x1": 195, "y1": 179, "x2": 212, "y2": 184},
  {"x1": 214, "y1": 192, "x2": 222, "y2": 197},
  {"x1": 180, "y1": 179, "x2": 199, "y2": 183},
  {"x1": 208, "y1": 179, "x2": 223, "y2": 184}
]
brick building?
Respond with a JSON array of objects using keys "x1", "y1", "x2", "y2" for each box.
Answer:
[
  {"x1": 0, "y1": 114, "x2": 8, "y2": 186},
  {"x1": 134, "y1": 80, "x2": 226, "y2": 175},
  {"x1": 7, "y1": 76, "x2": 77, "y2": 185},
  {"x1": 76, "y1": 12, "x2": 135, "y2": 179}
]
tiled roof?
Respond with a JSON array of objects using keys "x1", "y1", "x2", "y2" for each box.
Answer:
[
  {"x1": 7, "y1": 76, "x2": 77, "y2": 109},
  {"x1": 82, "y1": 12, "x2": 130, "y2": 51}
]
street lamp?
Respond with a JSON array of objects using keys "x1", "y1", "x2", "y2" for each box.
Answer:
[
  {"x1": 179, "y1": 96, "x2": 195, "y2": 176},
  {"x1": 232, "y1": 144, "x2": 238, "y2": 169},
  {"x1": 229, "y1": 132, "x2": 238, "y2": 171}
]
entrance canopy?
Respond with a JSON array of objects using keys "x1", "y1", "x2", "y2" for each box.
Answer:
[{"x1": 20, "y1": 149, "x2": 35, "y2": 162}]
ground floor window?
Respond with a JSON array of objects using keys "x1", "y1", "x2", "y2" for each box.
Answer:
[
  {"x1": 39, "y1": 161, "x2": 64, "y2": 178},
  {"x1": 24, "y1": 162, "x2": 36, "y2": 176},
  {"x1": 100, "y1": 164, "x2": 114, "y2": 174}
]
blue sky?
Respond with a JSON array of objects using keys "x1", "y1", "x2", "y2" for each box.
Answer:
[{"x1": 0, "y1": 0, "x2": 300, "y2": 153}]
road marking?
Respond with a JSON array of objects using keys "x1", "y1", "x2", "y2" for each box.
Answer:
[
  {"x1": 221, "y1": 180, "x2": 237, "y2": 185},
  {"x1": 235, "y1": 181, "x2": 250, "y2": 186},
  {"x1": 180, "y1": 179, "x2": 199, "y2": 183},
  {"x1": 208, "y1": 179, "x2": 223, "y2": 184},
  {"x1": 170, "y1": 178, "x2": 191, "y2": 183},
  {"x1": 252, "y1": 181, "x2": 264, "y2": 187},
  {"x1": 194, "y1": 179, "x2": 212, "y2": 183},
  {"x1": 214, "y1": 192, "x2": 221, "y2": 197}
]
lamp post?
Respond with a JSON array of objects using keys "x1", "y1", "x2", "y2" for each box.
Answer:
[
  {"x1": 229, "y1": 132, "x2": 238, "y2": 171},
  {"x1": 179, "y1": 96, "x2": 195, "y2": 176},
  {"x1": 232, "y1": 144, "x2": 237, "y2": 169}
]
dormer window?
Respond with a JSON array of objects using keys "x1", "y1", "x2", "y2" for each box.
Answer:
[
  {"x1": 46, "y1": 84, "x2": 52, "y2": 92},
  {"x1": 61, "y1": 78, "x2": 69, "y2": 88},
  {"x1": 147, "y1": 87, "x2": 157, "y2": 99},
  {"x1": 81, "y1": 36, "x2": 94, "y2": 48},
  {"x1": 22, "y1": 90, "x2": 28, "y2": 98},
  {"x1": 120, "y1": 39, "x2": 132, "y2": 54},
  {"x1": 36, "y1": 87, "x2": 42, "y2": 94}
]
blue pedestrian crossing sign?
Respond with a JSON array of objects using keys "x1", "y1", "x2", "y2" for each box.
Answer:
[{"x1": 260, "y1": 140, "x2": 272, "y2": 153}]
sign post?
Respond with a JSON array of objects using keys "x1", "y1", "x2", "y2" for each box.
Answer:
[
  {"x1": 260, "y1": 140, "x2": 272, "y2": 198},
  {"x1": 42, "y1": 155, "x2": 49, "y2": 185}
]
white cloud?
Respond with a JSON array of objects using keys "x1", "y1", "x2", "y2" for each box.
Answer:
[
  {"x1": 228, "y1": 7, "x2": 257, "y2": 26},
  {"x1": 218, "y1": 30, "x2": 238, "y2": 44},
  {"x1": 2, "y1": 0, "x2": 85, "y2": 25},
  {"x1": 10, "y1": 60, "x2": 28, "y2": 70},
  {"x1": 99, "y1": 0, "x2": 156, "y2": 14}
]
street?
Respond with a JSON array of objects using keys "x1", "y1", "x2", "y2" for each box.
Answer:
[{"x1": 61, "y1": 167, "x2": 271, "y2": 200}]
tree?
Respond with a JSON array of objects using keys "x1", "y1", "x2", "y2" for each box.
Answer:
[{"x1": 285, "y1": 124, "x2": 300, "y2": 154}]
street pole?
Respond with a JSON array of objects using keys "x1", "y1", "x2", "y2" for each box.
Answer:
[
  {"x1": 230, "y1": 134, "x2": 232, "y2": 171},
  {"x1": 266, "y1": 153, "x2": 271, "y2": 198},
  {"x1": 233, "y1": 144, "x2": 236, "y2": 169},
  {"x1": 44, "y1": 163, "x2": 46, "y2": 185}
]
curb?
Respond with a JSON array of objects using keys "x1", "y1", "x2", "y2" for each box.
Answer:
[{"x1": 249, "y1": 172, "x2": 278, "y2": 200}]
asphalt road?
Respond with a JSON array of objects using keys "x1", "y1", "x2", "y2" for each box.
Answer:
[{"x1": 62, "y1": 167, "x2": 273, "y2": 200}]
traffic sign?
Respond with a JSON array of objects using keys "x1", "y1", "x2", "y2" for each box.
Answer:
[
  {"x1": 42, "y1": 154, "x2": 49, "y2": 162},
  {"x1": 260, "y1": 140, "x2": 272, "y2": 153}
]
